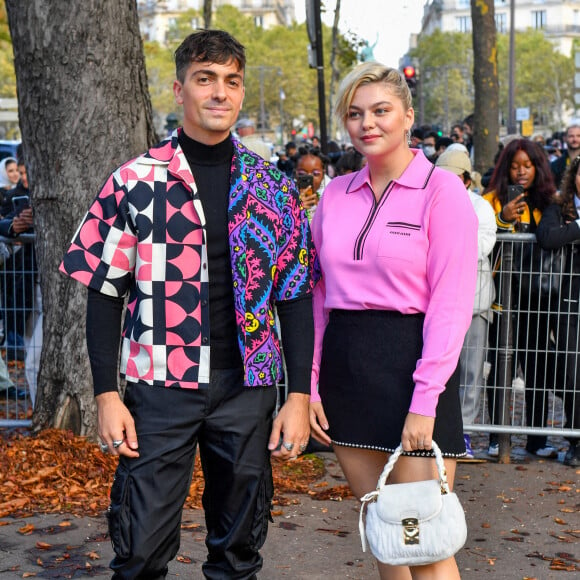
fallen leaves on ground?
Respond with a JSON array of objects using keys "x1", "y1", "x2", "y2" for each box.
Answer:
[
  {"x1": 527, "y1": 550, "x2": 580, "y2": 571},
  {"x1": 0, "y1": 429, "x2": 340, "y2": 519}
]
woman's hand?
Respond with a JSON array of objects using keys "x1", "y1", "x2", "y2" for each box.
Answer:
[
  {"x1": 309, "y1": 401, "x2": 331, "y2": 446},
  {"x1": 401, "y1": 412, "x2": 435, "y2": 452},
  {"x1": 299, "y1": 186, "x2": 319, "y2": 210},
  {"x1": 502, "y1": 192, "x2": 527, "y2": 222}
]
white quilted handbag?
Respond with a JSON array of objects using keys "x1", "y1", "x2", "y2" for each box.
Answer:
[{"x1": 359, "y1": 440, "x2": 467, "y2": 566}]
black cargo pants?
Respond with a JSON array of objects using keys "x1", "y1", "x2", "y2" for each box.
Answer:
[{"x1": 108, "y1": 369, "x2": 277, "y2": 579}]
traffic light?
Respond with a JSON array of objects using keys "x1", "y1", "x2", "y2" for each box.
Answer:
[{"x1": 402, "y1": 65, "x2": 417, "y2": 97}]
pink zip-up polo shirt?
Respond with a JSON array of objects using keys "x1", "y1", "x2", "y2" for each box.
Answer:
[{"x1": 310, "y1": 149, "x2": 478, "y2": 417}]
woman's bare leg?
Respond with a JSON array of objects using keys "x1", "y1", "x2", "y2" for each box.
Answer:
[
  {"x1": 333, "y1": 446, "x2": 461, "y2": 580},
  {"x1": 333, "y1": 446, "x2": 411, "y2": 580}
]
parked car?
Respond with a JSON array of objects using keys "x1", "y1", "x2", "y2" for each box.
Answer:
[{"x1": 0, "y1": 140, "x2": 21, "y2": 162}]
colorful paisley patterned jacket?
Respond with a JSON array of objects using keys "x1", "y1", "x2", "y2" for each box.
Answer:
[{"x1": 60, "y1": 130, "x2": 315, "y2": 390}]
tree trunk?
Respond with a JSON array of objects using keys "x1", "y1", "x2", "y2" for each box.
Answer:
[
  {"x1": 5, "y1": 0, "x2": 157, "y2": 437},
  {"x1": 471, "y1": 0, "x2": 499, "y2": 176},
  {"x1": 203, "y1": 0, "x2": 212, "y2": 29}
]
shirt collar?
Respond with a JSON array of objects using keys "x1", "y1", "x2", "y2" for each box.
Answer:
[{"x1": 345, "y1": 149, "x2": 434, "y2": 194}]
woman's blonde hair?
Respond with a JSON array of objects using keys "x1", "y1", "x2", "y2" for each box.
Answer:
[{"x1": 334, "y1": 62, "x2": 412, "y2": 131}]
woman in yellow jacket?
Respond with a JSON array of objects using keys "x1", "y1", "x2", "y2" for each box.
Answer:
[{"x1": 483, "y1": 138, "x2": 558, "y2": 458}]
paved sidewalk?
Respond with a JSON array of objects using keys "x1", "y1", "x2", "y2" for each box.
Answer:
[{"x1": 0, "y1": 447, "x2": 578, "y2": 579}]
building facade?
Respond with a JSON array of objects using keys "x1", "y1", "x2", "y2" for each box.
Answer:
[
  {"x1": 137, "y1": 0, "x2": 296, "y2": 44},
  {"x1": 422, "y1": 0, "x2": 580, "y2": 56}
]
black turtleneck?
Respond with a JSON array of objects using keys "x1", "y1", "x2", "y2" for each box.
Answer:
[
  {"x1": 178, "y1": 131, "x2": 242, "y2": 369},
  {"x1": 87, "y1": 132, "x2": 314, "y2": 395}
]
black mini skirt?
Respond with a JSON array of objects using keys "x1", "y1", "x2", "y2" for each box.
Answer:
[{"x1": 318, "y1": 309, "x2": 465, "y2": 458}]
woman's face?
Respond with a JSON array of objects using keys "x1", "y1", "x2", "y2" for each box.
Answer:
[
  {"x1": 345, "y1": 82, "x2": 413, "y2": 161},
  {"x1": 5, "y1": 161, "x2": 19, "y2": 185},
  {"x1": 296, "y1": 154, "x2": 324, "y2": 193},
  {"x1": 509, "y1": 149, "x2": 536, "y2": 192}
]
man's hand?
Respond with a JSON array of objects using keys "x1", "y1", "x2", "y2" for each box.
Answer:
[
  {"x1": 12, "y1": 207, "x2": 33, "y2": 234},
  {"x1": 268, "y1": 392, "x2": 310, "y2": 460},
  {"x1": 95, "y1": 391, "x2": 139, "y2": 458}
]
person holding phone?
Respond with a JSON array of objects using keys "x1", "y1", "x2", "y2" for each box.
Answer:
[
  {"x1": 483, "y1": 138, "x2": 558, "y2": 458},
  {"x1": 294, "y1": 147, "x2": 328, "y2": 222},
  {"x1": 0, "y1": 158, "x2": 36, "y2": 362},
  {"x1": 536, "y1": 154, "x2": 580, "y2": 467}
]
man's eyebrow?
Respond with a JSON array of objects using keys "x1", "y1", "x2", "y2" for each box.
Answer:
[
  {"x1": 192, "y1": 68, "x2": 217, "y2": 77},
  {"x1": 191, "y1": 69, "x2": 243, "y2": 81}
]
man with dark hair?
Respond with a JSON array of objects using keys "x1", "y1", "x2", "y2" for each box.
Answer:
[
  {"x1": 61, "y1": 29, "x2": 314, "y2": 579},
  {"x1": 462, "y1": 113, "x2": 474, "y2": 152},
  {"x1": 277, "y1": 140, "x2": 297, "y2": 177},
  {"x1": 551, "y1": 123, "x2": 580, "y2": 188}
]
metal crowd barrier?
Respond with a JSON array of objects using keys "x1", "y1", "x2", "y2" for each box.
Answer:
[
  {"x1": 0, "y1": 234, "x2": 38, "y2": 427},
  {"x1": 3, "y1": 232, "x2": 579, "y2": 448},
  {"x1": 461, "y1": 233, "x2": 580, "y2": 459}
]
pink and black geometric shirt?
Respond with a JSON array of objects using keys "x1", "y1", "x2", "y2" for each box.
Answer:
[{"x1": 60, "y1": 132, "x2": 315, "y2": 390}]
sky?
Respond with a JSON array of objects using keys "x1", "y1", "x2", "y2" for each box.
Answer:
[{"x1": 294, "y1": 0, "x2": 425, "y2": 67}]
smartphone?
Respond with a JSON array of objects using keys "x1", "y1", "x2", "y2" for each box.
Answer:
[
  {"x1": 11, "y1": 195, "x2": 30, "y2": 214},
  {"x1": 296, "y1": 174, "x2": 314, "y2": 190},
  {"x1": 507, "y1": 184, "x2": 524, "y2": 203}
]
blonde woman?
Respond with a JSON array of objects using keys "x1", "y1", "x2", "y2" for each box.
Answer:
[{"x1": 309, "y1": 62, "x2": 477, "y2": 579}]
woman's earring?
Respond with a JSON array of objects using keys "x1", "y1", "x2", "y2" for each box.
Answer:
[{"x1": 406, "y1": 131, "x2": 412, "y2": 147}]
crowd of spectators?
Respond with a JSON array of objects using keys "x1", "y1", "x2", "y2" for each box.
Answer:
[{"x1": 269, "y1": 115, "x2": 579, "y2": 467}]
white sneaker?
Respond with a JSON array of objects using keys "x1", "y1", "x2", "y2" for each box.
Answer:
[
  {"x1": 488, "y1": 443, "x2": 499, "y2": 457},
  {"x1": 532, "y1": 445, "x2": 558, "y2": 458}
]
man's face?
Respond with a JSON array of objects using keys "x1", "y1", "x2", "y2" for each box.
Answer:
[
  {"x1": 18, "y1": 165, "x2": 28, "y2": 189},
  {"x1": 566, "y1": 127, "x2": 580, "y2": 152},
  {"x1": 173, "y1": 59, "x2": 245, "y2": 145}
]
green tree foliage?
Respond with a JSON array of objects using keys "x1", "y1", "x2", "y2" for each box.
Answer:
[
  {"x1": 143, "y1": 40, "x2": 178, "y2": 132},
  {"x1": 1, "y1": 1, "x2": 358, "y2": 143},
  {"x1": 410, "y1": 30, "x2": 473, "y2": 131},
  {"x1": 496, "y1": 30, "x2": 574, "y2": 130},
  {"x1": 411, "y1": 27, "x2": 574, "y2": 134},
  {"x1": 145, "y1": 4, "x2": 358, "y2": 143},
  {"x1": 0, "y1": 1, "x2": 16, "y2": 98}
]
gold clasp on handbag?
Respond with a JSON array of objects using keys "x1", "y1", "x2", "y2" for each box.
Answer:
[{"x1": 402, "y1": 517, "x2": 419, "y2": 545}]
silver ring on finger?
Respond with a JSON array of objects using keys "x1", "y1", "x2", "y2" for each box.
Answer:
[
  {"x1": 99, "y1": 442, "x2": 109, "y2": 452},
  {"x1": 282, "y1": 441, "x2": 294, "y2": 452},
  {"x1": 299, "y1": 443, "x2": 308, "y2": 452},
  {"x1": 112, "y1": 439, "x2": 124, "y2": 449}
]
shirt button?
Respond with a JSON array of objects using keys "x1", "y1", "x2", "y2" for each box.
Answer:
[
  {"x1": 201, "y1": 299, "x2": 208, "y2": 306},
  {"x1": 202, "y1": 337, "x2": 208, "y2": 344}
]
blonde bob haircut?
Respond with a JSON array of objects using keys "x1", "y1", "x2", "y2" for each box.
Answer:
[{"x1": 334, "y1": 62, "x2": 412, "y2": 131}]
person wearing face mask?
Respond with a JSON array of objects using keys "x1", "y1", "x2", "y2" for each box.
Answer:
[
  {"x1": 483, "y1": 138, "x2": 559, "y2": 459},
  {"x1": 421, "y1": 130, "x2": 437, "y2": 161}
]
